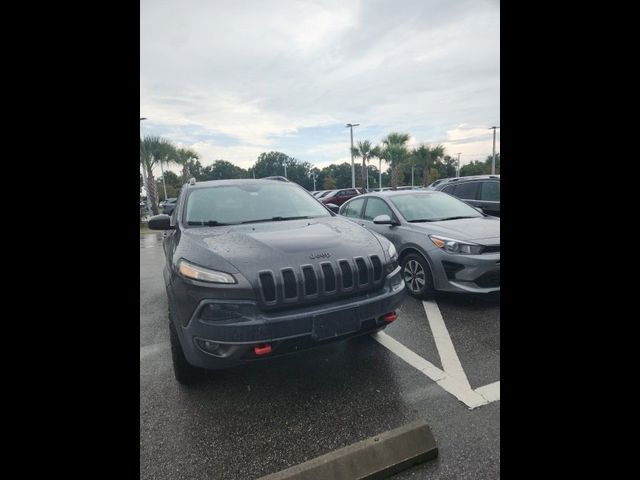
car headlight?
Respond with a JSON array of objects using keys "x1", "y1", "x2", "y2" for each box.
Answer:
[
  {"x1": 429, "y1": 235, "x2": 484, "y2": 255},
  {"x1": 178, "y1": 259, "x2": 236, "y2": 284}
]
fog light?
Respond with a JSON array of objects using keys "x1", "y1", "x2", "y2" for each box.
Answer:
[{"x1": 196, "y1": 339, "x2": 223, "y2": 354}]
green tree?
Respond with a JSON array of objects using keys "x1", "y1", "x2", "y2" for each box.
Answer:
[
  {"x1": 460, "y1": 160, "x2": 487, "y2": 176},
  {"x1": 323, "y1": 175, "x2": 336, "y2": 189},
  {"x1": 351, "y1": 140, "x2": 375, "y2": 189},
  {"x1": 202, "y1": 160, "x2": 248, "y2": 180},
  {"x1": 174, "y1": 148, "x2": 199, "y2": 184},
  {"x1": 484, "y1": 153, "x2": 500, "y2": 174},
  {"x1": 181, "y1": 159, "x2": 205, "y2": 180},
  {"x1": 319, "y1": 163, "x2": 362, "y2": 189},
  {"x1": 253, "y1": 151, "x2": 314, "y2": 188},
  {"x1": 381, "y1": 133, "x2": 410, "y2": 189}
]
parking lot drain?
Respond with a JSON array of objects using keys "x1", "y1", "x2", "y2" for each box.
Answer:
[{"x1": 257, "y1": 420, "x2": 437, "y2": 480}]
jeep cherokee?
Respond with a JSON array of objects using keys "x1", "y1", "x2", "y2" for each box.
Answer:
[{"x1": 148, "y1": 178, "x2": 405, "y2": 385}]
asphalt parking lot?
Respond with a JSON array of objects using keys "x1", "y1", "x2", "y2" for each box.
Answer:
[{"x1": 140, "y1": 233, "x2": 500, "y2": 479}]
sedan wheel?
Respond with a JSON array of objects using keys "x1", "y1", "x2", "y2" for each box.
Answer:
[{"x1": 401, "y1": 253, "x2": 435, "y2": 299}]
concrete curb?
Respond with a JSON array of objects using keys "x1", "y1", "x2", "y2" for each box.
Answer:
[{"x1": 257, "y1": 420, "x2": 438, "y2": 480}]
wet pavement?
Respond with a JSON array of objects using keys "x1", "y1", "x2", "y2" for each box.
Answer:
[{"x1": 140, "y1": 234, "x2": 500, "y2": 479}]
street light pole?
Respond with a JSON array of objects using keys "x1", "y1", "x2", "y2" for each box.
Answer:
[
  {"x1": 456, "y1": 153, "x2": 461, "y2": 177},
  {"x1": 284, "y1": 163, "x2": 287, "y2": 178},
  {"x1": 379, "y1": 157, "x2": 382, "y2": 192},
  {"x1": 346, "y1": 123, "x2": 360, "y2": 188},
  {"x1": 489, "y1": 126, "x2": 500, "y2": 174}
]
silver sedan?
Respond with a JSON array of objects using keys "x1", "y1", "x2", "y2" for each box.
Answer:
[{"x1": 339, "y1": 190, "x2": 500, "y2": 298}]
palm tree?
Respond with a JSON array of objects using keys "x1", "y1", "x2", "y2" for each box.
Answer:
[
  {"x1": 174, "y1": 148, "x2": 200, "y2": 184},
  {"x1": 140, "y1": 136, "x2": 174, "y2": 215},
  {"x1": 412, "y1": 145, "x2": 430, "y2": 187},
  {"x1": 429, "y1": 144, "x2": 445, "y2": 184},
  {"x1": 351, "y1": 140, "x2": 374, "y2": 190},
  {"x1": 382, "y1": 132, "x2": 410, "y2": 189},
  {"x1": 370, "y1": 145, "x2": 383, "y2": 190}
]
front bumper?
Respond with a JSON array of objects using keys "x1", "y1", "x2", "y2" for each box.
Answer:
[
  {"x1": 175, "y1": 267, "x2": 405, "y2": 369},
  {"x1": 428, "y1": 249, "x2": 500, "y2": 294}
]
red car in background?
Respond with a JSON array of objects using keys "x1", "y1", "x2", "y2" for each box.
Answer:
[{"x1": 320, "y1": 188, "x2": 363, "y2": 206}]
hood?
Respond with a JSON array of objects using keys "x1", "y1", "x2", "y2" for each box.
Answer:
[
  {"x1": 181, "y1": 216, "x2": 386, "y2": 277},
  {"x1": 409, "y1": 216, "x2": 500, "y2": 244}
]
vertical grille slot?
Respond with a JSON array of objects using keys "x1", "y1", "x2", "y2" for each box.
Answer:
[
  {"x1": 302, "y1": 266, "x2": 318, "y2": 295},
  {"x1": 321, "y1": 263, "x2": 336, "y2": 292},
  {"x1": 371, "y1": 255, "x2": 382, "y2": 281},
  {"x1": 259, "y1": 272, "x2": 276, "y2": 302},
  {"x1": 281, "y1": 269, "x2": 297, "y2": 299},
  {"x1": 339, "y1": 260, "x2": 353, "y2": 289},
  {"x1": 355, "y1": 257, "x2": 368, "y2": 285}
]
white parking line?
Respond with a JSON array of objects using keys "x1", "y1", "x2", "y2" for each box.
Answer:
[
  {"x1": 475, "y1": 381, "x2": 500, "y2": 402},
  {"x1": 422, "y1": 299, "x2": 471, "y2": 389},
  {"x1": 371, "y1": 299, "x2": 499, "y2": 410}
]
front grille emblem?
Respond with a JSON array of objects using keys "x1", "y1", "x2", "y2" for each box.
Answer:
[{"x1": 309, "y1": 252, "x2": 331, "y2": 260}]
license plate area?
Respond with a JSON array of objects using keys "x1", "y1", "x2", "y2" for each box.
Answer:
[{"x1": 312, "y1": 309, "x2": 361, "y2": 341}]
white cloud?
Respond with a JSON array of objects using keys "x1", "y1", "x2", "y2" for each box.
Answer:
[{"x1": 140, "y1": 0, "x2": 499, "y2": 167}]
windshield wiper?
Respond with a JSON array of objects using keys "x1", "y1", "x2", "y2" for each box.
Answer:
[
  {"x1": 431, "y1": 216, "x2": 479, "y2": 221},
  {"x1": 187, "y1": 220, "x2": 235, "y2": 226},
  {"x1": 241, "y1": 216, "x2": 315, "y2": 224},
  {"x1": 408, "y1": 218, "x2": 436, "y2": 223}
]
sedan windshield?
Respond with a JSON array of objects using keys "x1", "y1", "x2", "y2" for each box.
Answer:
[
  {"x1": 184, "y1": 183, "x2": 331, "y2": 226},
  {"x1": 390, "y1": 192, "x2": 483, "y2": 222}
]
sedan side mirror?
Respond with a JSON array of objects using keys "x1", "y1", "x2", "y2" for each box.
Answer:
[
  {"x1": 148, "y1": 214, "x2": 174, "y2": 230},
  {"x1": 325, "y1": 203, "x2": 340, "y2": 214},
  {"x1": 373, "y1": 214, "x2": 396, "y2": 225}
]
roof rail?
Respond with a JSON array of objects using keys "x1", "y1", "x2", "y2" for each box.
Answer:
[{"x1": 263, "y1": 176, "x2": 290, "y2": 182}]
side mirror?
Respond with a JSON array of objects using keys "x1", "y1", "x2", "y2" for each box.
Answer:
[
  {"x1": 148, "y1": 214, "x2": 174, "y2": 230},
  {"x1": 373, "y1": 214, "x2": 395, "y2": 225},
  {"x1": 325, "y1": 203, "x2": 340, "y2": 214}
]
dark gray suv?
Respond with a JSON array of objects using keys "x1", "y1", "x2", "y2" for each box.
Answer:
[
  {"x1": 428, "y1": 175, "x2": 500, "y2": 217},
  {"x1": 148, "y1": 179, "x2": 405, "y2": 385}
]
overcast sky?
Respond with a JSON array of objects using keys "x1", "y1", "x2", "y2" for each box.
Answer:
[{"x1": 140, "y1": 0, "x2": 499, "y2": 173}]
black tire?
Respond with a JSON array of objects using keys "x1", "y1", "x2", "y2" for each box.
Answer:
[
  {"x1": 169, "y1": 319, "x2": 205, "y2": 386},
  {"x1": 401, "y1": 253, "x2": 435, "y2": 299}
]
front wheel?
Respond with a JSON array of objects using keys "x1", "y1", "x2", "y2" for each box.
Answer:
[
  {"x1": 401, "y1": 253, "x2": 435, "y2": 299},
  {"x1": 169, "y1": 320, "x2": 205, "y2": 386}
]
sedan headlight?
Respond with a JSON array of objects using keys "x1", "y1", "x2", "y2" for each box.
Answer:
[
  {"x1": 178, "y1": 259, "x2": 236, "y2": 284},
  {"x1": 429, "y1": 235, "x2": 484, "y2": 255}
]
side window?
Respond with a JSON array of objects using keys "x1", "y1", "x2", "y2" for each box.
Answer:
[
  {"x1": 442, "y1": 184, "x2": 455, "y2": 194},
  {"x1": 479, "y1": 181, "x2": 500, "y2": 202},
  {"x1": 363, "y1": 197, "x2": 394, "y2": 221},
  {"x1": 336, "y1": 190, "x2": 346, "y2": 196},
  {"x1": 452, "y1": 182, "x2": 478, "y2": 200},
  {"x1": 342, "y1": 198, "x2": 365, "y2": 218},
  {"x1": 345, "y1": 189, "x2": 358, "y2": 196}
]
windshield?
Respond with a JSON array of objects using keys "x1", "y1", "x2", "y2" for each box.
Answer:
[
  {"x1": 390, "y1": 192, "x2": 483, "y2": 222},
  {"x1": 318, "y1": 190, "x2": 335, "y2": 198},
  {"x1": 184, "y1": 183, "x2": 331, "y2": 226}
]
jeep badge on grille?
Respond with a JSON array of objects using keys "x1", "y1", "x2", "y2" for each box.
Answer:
[{"x1": 309, "y1": 252, "x2": 331, "y2": 259}]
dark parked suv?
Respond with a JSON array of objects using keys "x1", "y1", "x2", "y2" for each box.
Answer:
[
  {"x1": 148, "y1": 179, "x2": 405, "y2": 385},
  {"x1": 429, "y1": 175, "x2": 500, "y2": 217}
]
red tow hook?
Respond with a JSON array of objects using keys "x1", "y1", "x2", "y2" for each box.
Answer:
[
  {"x1": 383, "y1": 312, "x2": 398, "y2": 323},
  {"x1": 254, "y1": 344, "x2": 272, "y2": 356}
]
